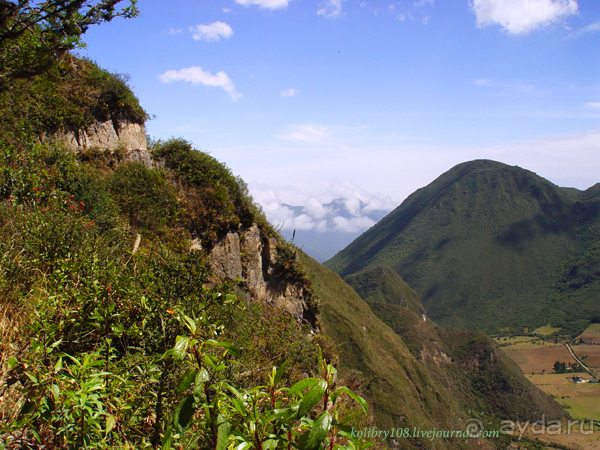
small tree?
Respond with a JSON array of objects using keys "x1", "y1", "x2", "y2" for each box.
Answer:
[{"x1": 0, "y1": 0, "x2": 138, "y2": 82}]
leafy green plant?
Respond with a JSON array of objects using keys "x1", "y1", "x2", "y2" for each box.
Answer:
[{"x1": 162, "y1": 306, "x2": 368, "y2": 450}]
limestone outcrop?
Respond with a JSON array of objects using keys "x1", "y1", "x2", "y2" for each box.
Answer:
[
  {"x1": 45, "y1": 117, "x2": 151, "y2": 165},
  {"x1": 210, "y1": 224, "x2": 317, "y2": 326}
]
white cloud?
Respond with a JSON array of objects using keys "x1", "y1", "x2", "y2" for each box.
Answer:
[
  {"x1": 280, "y1": 88, "x2": 300, "y2": 98},
  {"x1": 470, "y1": 0, "x2": 579, "y2": 35},
  {"x1": 577, "y1": 21, "x2": 600, "y2": 35},
  {"x1": 318, "y1": 0, "x2": 344, "y2": 18},
  {"x1": 223, "y1": 8, "x2": 232, "y2": 13},
  {"x1": 276, "y1": 123, "x2": 329, "y2": 143},
  {"x1": 190, "y1": 21, "x2": 233, "y2": 42},
  {"x1": 333, "y1": 216, "x2": 376, "y2": 233},
  {"x1": 474, "y1": 78, "x2": 537, "y2": 95},
  {"x1": 586, "y1": 102, "x2": 600, "y2": 109},
  {"x1": 158, "y1": 66, "x2": 243, "y2": 100},
  {"x1": 249, "y1": 181, "x2": 396, "y2": 233},
  {"x1": 235, "y1": 0, "x2": 290, "y2": 9},
  {"x1": 165, "y1": 28, "x2": 183, "y2": 34},
  {"x1": 304, "y1": 198, "x2": 329, "y2": 219}
]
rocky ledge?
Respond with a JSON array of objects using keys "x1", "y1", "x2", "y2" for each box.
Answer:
[{"x1": 210, "y1": 224, "x2": 317, "y2": 327}]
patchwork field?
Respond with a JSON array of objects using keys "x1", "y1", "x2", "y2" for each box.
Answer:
[
  {"x1": 577, "y1": 324, "x2": 600, "y2": 345},
  {"x1": 571, "y1": 344, "x2": 600, "y2": 368},
  {"x1": 500, "y1": 335, "x2": 600, "y2": 449},
  {"x1": 495, "y1": 335, "x2": 562, "y2": 351},
  {"x1": 526, "y1": 373, "x2": 600, "y2": 419},
  {"x1": 503, "y1": 345, "x2": 575, "y2": 374}
]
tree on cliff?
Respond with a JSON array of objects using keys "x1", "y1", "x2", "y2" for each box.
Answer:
[{"x1": 0, "y1": 0, "x2": 138, "y2": 82}]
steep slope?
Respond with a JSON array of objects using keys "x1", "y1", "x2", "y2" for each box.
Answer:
[
  {"x1": 301, "y1": 253, "x2": 567, "y2": 450},
  {"x1": 326, "y1": 160, "x2": 600, "y2": 334},
  {"x1": 342, "y1": 268, "x2": 565, "y2": 423},
  {"x1": 344, "y1": 264, "x2": 425, "y2": 317}
]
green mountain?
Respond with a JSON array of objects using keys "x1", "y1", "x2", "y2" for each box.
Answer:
[
  {"x1": 326, "y1": 160, "x2": 600, "y2": 335},
  {"x1": 341, "y1": 265, "x2": 564, "y2": 420},
  {"x1": 302, "y1": 254, "x2": 566, "y2": 449}
]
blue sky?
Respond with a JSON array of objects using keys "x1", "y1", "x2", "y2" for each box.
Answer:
[{"x1": 80, "y1": 0, "x2": 600, "y2": 237}]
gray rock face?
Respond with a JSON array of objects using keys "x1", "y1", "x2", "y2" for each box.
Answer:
[
  {"x1": 48, "y1": 117, "x2": 151, "y2": 166},
  {"x1": 210, "y1": 224, "x2": 316, "y2": 326}
]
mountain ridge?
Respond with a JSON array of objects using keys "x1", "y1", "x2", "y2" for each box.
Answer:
[{"x1": 326, "y1": 159, "x2": 600, "y2": 334}]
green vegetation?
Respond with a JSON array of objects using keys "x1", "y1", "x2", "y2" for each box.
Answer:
[
  {"x1": 534, "y1": 325, "x2": 562, "y2": 336},
  {"x1": 556, "y1": 397, "x2": 600, "y2": 422},
  {"x1": 0, "y1": 0, "x2": 138, "y2": 82},
  {"x1": 343, "y1": 265, "x2": 424, "y2": 317},
  {"x1": 0, "y1": 135, "x2": 371, "y2": 449},
  {"x1": 150, "y1": 137, "x2": 272, "y2": 247},
  {"x1": 553, "y1": 361, "x2": 583, "y2": 373},
  {"x1": 0, "y1": 24, "x2": 367, "y2": 446},
  {"x1": 300, "y1": 251, "x2": 572, "y2": 449},
  {"x1": 0, "y1": 55, "x2": 147, "y2": 138},
  {"x1": 326, "y1": 160, "x2": 600, "y2": 336}
]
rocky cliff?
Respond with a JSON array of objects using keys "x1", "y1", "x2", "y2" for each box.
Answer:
[
  {"x1": 43, "y1": 115, "x2": 151, "y2": 166},
  {"x1": 209, "y1": 224, "x2": 317, "y2": 327}
]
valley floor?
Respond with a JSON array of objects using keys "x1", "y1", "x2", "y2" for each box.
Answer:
[{"x1": 497, "y1": 326, "x2": 600, "y2": 449}]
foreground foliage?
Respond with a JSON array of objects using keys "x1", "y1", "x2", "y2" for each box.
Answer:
[{"x1": 0, "y1": 136, "x2": 368, "y2": 449}]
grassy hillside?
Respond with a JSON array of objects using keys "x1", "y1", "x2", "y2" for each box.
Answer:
[
  {"x1": 344, "y1": 264, "x2": 425, "y2": 316},
  {"x1": 341, "y1": 262, "x2": 565, "y2": 422},
  {"x1": 302, "y1": 253, "x2": 570, "y2": 449},
  {"x1": 326, "y1": 160, "x2": 600, "y2": 335}
]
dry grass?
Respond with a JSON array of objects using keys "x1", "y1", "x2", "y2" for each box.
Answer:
[
  {"x1": 0, "y1": 302, "x2": 30, "y2": 424},
  {"x1": 577, "y1": 324, "x2": 600, "y2": 345},
  {"x1": 571, "y1": 344, "x2": 600, "y2": 368},
  {"x1": 502, "y1": 346, "x2": 575, "y2": 373},
  {"x1": 497, "y1": 335, "x2": 561, "y2": 351}
]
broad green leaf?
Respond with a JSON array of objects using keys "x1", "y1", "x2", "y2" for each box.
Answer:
[
  {"x1": 305, "y1": 411, "x2": 332, "y2": 449},
  {"x1": 288, "y1": 377, "x2": 320, "y2": 397},
  {"x1": 106, "y1": 414, "x2": 116, "y2": 433},
  {"x1": 204, "y1": 339, "x2": 241, "y2": 359},
  {"x1": 176, "y1": 369, "x2": 198, "y2": 394},
  {"x1": 203, "y1": 354, "x2": 220, "y2": 369},
  {"x1": 263, "y1": 439, "x2": 278, "y2": 450},
  {"x1": 337, "y1": 424, "x2": 352, "y2": 433},
  {"x1": 174, "y1": 394, "x2": 196, "y2": 432},
  {"x1": 232, "y1": 398, "x2": 246, "y2": 416},
  {"x1": 216, "y1": 416, "x2": 231, "y2": 450},
  {"x1": 196, "y1": 368, "x2": 210, "y2": 383},
  {"x1": 7, "y1": 356, "x2": 18, "y2": 370},
  {"x1": 173, "y1": 335, "x2": 190, "y2": 360},
  {"x1": 234, "y1": 443, "x2": 251, "y2": 450},
  {"x1": 298, "y1": 379, "x2": 327, "y2": 418},
  {"x1": 162, "y1": 425, "x2": 173, "y2": 450},
  {"x1": 333, "y1": 386, "x2": 368, "y2": 414},
  {"x1": 182, "y1": 314, "x2": 197, "y2": 334},
  {"x1": 49, "y1": 384, "x2": 60, "y2": 402},
  {"x1": 225, "y1": 383, "x2": 244, "y2": 400},
  {"x1": 273, "y1": 360, "x2": 288, "y2": 387},
  {"x1": 194, "y1": 368, "x2": 209, "y2": 396}
]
